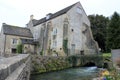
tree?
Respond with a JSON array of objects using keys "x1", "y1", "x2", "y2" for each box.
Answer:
[
  {"x1": 106, "y1": 12, "x2": 120, "y2": 52},
  {"x1": 17, "y1": 43, "x2": 23, "y2": 53},
  {"x1": 88, "y1": 14, "x2": 109, "y2": 52}
]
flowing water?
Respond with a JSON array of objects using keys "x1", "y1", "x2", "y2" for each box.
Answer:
[{"x1": 30, "y1": 67, "x2": 100, "y2": 80}]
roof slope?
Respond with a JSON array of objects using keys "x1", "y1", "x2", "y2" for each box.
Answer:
[
  {"x1": 3, "y1": 24, "x2": 33, "y2": 38},
  {"x1": 34, "y1": 2, "x2": 78, "y2": 26},
  {"x1": 32, "y1": 19, "x2": 38, "y2": 25}
]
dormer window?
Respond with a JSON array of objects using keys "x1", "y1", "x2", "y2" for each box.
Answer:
[
  {"x1": 46, "y1": 13, "x2": 52, "y2": 20},
  {"x1": 77, "y1": 7, "x2": 82, "y2": 14}
]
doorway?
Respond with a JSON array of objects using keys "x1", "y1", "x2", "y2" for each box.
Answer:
[{"x1": 11, "y1": 48, "x2": 16, "y2": 53}]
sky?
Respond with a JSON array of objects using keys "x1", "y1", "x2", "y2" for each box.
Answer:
[{"x1": 0, "y1": 0, "x2": 120, "y2": 30}]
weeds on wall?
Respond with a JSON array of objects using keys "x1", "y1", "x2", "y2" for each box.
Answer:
[{"x1": 40, "y1": 49, "x2": 44, "y2": 55}]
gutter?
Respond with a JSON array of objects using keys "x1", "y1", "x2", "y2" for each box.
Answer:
[{"x1": 3, "y1": 35, "x2": 6, "y2": 55}]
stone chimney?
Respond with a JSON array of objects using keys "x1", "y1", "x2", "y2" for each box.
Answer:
[
  {"x1": 2, "y1": 23, "x2": 6, "y2": 25},
  {"x1": 30, "y1": 15, "x2": 34, "y2": 20}
]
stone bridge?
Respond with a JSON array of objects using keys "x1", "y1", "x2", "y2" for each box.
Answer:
[
  {"x1": 0, "y1": 54, "x2": 30, "y2": 80},
  {"x1": 67, "y1": 55, "x2": 104, "y2": 67}
]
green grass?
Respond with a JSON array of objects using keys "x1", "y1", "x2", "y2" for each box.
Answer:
[{"x1": 102, "y1": 53, "x2": 111, "y2": 57}]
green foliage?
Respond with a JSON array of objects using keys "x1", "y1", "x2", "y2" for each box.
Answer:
[
  {"x1": 88, "y1": 14, "x2": 109, "y2": 52},
  {"x1": 88, "y1": 12, "x2": 120, "y2": 52},
  {"x1": 67, "y1": 55, "x2": 77, "y2": 65},
  {"x1": 106, "y1": 12, "x2": 120, "y2": 52},
  {"x1": 63, "y1": 39, "x2": 68, "y2": 55},
  {"x1": 102, "y1": 53, "x2": 111, "y2": 57},
  {"x1": 40, "y1": 50, "x2": 44, "y2": 55},
  {"x1": 17, "y1": 43, "x2": 23, "y2": 53},
  {"x1": 31, "y1": 55, "x2": 70, "y2": 74}
]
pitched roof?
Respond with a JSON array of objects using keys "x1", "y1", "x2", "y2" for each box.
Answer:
[
  {"x1": 2, "y1": 23, "x2": 33, "y2": 38},
  {"x1": 34, "y1": 2, "x2": 78, "y2": 26}
]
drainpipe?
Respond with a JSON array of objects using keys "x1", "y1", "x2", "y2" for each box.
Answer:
[{"x1": 3, "y1": 35, "x2": 6, "y2": 56}]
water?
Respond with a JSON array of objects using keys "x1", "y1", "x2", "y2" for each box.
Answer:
[{"x1": 30, "y1": 67, "x2": 99, "y2": 80}]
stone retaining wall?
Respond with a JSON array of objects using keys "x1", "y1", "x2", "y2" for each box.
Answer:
[
  {"x1": 0, "y1": 54, "x2": 30, "y2": 80},
  {"x1": 31, "y1": 55, "x2": 71, "y2": 74},
  {"x1": 31, "y1": 55, "x2": 103, "y2": 74}
]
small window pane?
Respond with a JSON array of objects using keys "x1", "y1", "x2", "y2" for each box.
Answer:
[
  {"x1": 12, "y1": 39, "x2": 17, "y2": 44},
  {"x1": 77, "y1": 7, "x2": 82, "y2": 14}
]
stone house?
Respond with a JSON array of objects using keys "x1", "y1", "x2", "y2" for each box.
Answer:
[
  {"x1": 0, "y1": 23, "x2": 34, "y2": 55},
  {"x1": 0, "y1": 2, "x2": 99, "y2": 56},
  {"x1": 26, "y1": 2, "x2": 99, "y2": 56}
]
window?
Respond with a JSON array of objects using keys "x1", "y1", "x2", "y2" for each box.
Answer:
[
  {"x1": 11, "y1": 48, "x2": 16, "y2": 53},
  {"x1": 80, "y1": 50, "x2": 84, "y2": 55},
  {"x1": 77, "y1": 7, "x2": 82, "y2": 14},
  {"x1": 12, "y1": 39, "x2": 17, "y2": 44},
  {"x1": 53, "y1": 35, "x2": 56, "y2": 40},
  {"x1": 53, "y1": 28, "x2": 57, "y2": 35},
  {"x1": 71, "y1": 29, "x2": 74, "y2": 32}
]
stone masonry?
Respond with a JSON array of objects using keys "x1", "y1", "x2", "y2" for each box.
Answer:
[{"x1": 0, "y1": 54, "x2": 30, "y2": 80}]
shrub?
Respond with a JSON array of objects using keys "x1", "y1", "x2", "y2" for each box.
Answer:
[
  {"x1": 17, "y1": 43, "x2": 23, "y2": 53},
  {"x1": 63, "y1": 39, "x2": 68, "y2": 55}
]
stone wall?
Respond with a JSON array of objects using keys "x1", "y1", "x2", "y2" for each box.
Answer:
[
  {"x1": 31, "y1": 54, "x2": 103, "y2": 74},
  {"x1": 0, "y1": 54, "x2": 30, "y2": 80},
  {"x1": 1, "y1": 34, "x2": 33, "y2": 54},
  {"x1": 31, "y1": 55, "x2": 71, "y2": 74}
]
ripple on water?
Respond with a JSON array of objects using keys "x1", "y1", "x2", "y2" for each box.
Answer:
[{"x1": 30, "y1": 67, "x2": 99, "y2": 80}]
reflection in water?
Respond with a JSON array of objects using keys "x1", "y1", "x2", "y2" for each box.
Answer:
[{"x1": 30, "y1": 67, "x2": 99, "y2": 80}]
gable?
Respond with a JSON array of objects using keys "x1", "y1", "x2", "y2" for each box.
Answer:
[
  {"x1": 67, "y1": 2, "x2": 90, "y2": 26},
  {"x1": 34, "y1": 2, "x2": 78, "y2": 26}
]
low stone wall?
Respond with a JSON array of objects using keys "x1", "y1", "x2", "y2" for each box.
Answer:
[
  {"x1": 31, "y1": 54, "x2": 103, "y2": 74},
  {"x1": 0, "y1": 54, "x2": 30, "y2": 80}
]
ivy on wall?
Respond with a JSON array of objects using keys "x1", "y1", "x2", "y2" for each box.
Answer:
[
  {"x1": 17, "y1": 43, "x2": 23, "y2": 53},
  {"x1": 40, "y1": 49, "x2": 44, "y2": 55},
  {"x1": 63, "y1": 39, "x2": 68, "y2": 55}
]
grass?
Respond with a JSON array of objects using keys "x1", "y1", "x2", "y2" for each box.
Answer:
[{"x1": 102, "y1": 53, "x2": 111, "y2": 57}]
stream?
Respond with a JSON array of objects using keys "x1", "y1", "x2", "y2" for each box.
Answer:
[{"x1": 30, "y1": 67, "x2": 100, "y2": 80}]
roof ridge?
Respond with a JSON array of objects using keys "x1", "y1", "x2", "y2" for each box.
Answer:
[
  {"x1": 2, "y1": 23, "x2": 33, "y2": 38},
  {"x1": 3, "y1": 23, "x2": 29, "y2": 29}
]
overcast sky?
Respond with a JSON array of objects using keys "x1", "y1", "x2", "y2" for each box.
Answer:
[{"x1": 0, "y1": 0, "x2": 120, "y2": 30}]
